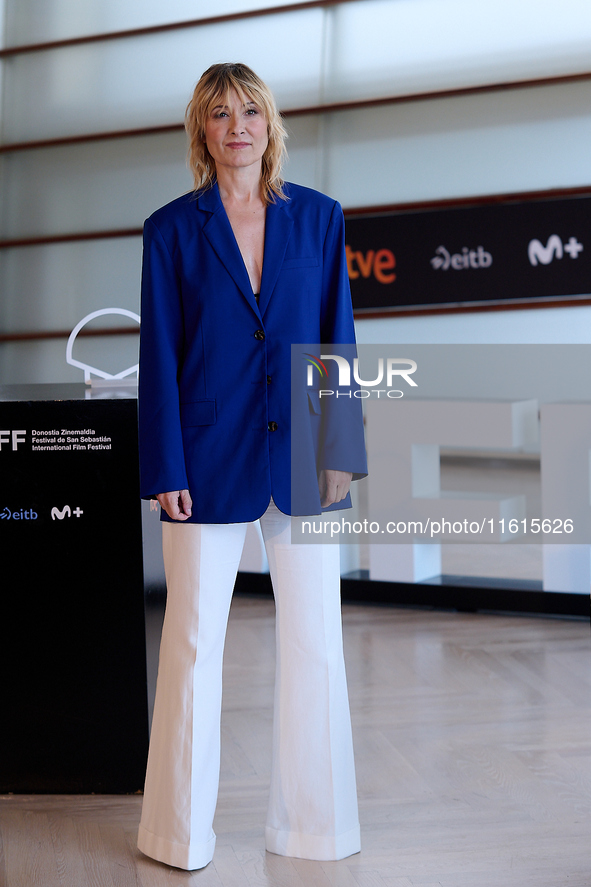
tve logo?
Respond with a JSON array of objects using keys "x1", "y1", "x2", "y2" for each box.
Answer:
[
  {"x1": 345, "y1": 246, "x2": 396, "y2": 284},
  {"x1": 0, "y1": 430, "x2": 26, "y2": 450},
  {"x1": 431, "y1": 245, "x2": 492, "y2": 271},
  {"x1": 528, "y1": 235, "x2": 584, "y2": 266}
]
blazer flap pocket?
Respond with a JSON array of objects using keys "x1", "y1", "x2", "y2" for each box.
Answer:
[
  {"x1": 282, "y1": 256, "x2": 319, "y2": 270},
  {"x1": 181, "y1": 400, "x2": 216, "y2": 427},
  {"x1": 308, "y1": 391, "x2": 322, "y2": 415}
]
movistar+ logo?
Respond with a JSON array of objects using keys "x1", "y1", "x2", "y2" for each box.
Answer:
[{"x1": 528, "y1": 235, "x2": 583, "y2": 266}]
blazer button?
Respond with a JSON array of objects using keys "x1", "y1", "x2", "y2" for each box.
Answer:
[
  {"x1": 267, "y1": 375, "x2": 272, "y2": 384},
  {"x1": 268, "y1": 421, "x2": 278, "y2": 432},
  {"x1": 254, "y1": 329, "x2": 265, "y2": 340}
]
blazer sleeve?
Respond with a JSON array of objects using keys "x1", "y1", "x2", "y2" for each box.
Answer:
[
  {"x1": 317, "y1": 201, "x2": 368, "y2": 480},
  {"x1": 138, "y1": 218, "x2": 189, "y2": 499}
]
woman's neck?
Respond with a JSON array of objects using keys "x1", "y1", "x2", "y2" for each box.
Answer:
[{"x1": 216, "y1": 165, "x2": 264, "y2": 208}]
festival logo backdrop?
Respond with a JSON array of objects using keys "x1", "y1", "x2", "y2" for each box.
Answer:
[{"x1": 344, "y1": 195, "x2": 591, "y2": 311}]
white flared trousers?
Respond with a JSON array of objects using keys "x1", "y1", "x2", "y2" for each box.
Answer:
[{"x1": 137, "y1": 500, "x2": 360, "y2": 870}]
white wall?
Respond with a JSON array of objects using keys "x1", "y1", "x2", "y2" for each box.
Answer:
[
  {"x1": 355, "y1": 305, "x2": 591, "y2": 348},
  {"x1": 4, "y1": 0, "x2": 301, "y2": 45},
  {"x1": 1, "y1": 0, "x2": 591, "y2": 385},
  {"x1": 0, "y1": 0, "x2": 7, "y2": 252}
]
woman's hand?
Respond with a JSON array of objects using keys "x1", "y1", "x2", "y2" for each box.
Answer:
[
  {"x1": 156, "y1": 489, "x2": 193, "y2": 521},
  {"x1": 319, "y1": 469, "x2": 352, "y2": 507}
]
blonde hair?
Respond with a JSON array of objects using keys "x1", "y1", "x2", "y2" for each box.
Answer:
[{"x1": 185, "y1": 62, "x2": 288, "y2": 204}]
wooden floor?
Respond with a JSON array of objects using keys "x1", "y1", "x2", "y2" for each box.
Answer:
[{"x1": 1, "y1": 597, "x2": 590, "y2": 886}]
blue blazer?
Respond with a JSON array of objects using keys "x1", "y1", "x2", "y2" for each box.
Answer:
[{"x1": 138, "y1": 181, "x2": 367, "y2": 523}]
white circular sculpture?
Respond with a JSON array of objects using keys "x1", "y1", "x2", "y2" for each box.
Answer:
[{"x1": 66, "y1": 308, "x2": 141, "y2": 383}]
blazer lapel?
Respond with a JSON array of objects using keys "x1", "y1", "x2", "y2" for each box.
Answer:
[
  {"x1": 258, "y1": 197, "x2": 294, "y2": 317},
  {"x1": 198, "y1": 184, "x2": 260, "y2": 315}
]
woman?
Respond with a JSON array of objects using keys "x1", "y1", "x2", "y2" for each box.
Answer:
[{"x1": 137, "y1": 62, "x2": 367, "y2": 871}]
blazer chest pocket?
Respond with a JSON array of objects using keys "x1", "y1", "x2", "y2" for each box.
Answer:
[
  {"x1": 281, "y1": 256, "x2": 319, "y2": 270},
  {"x1": 181, "y1": 400, "x2": 216, "y2": 427}
]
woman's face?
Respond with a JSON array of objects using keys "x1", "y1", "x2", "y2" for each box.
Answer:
[{"x1": 204, "y1": 88, "x2": 268, "y2": 174}]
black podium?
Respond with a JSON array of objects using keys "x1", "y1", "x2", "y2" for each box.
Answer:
[{"x1": 0, "y1": 384, "x2": 149, "y2": 793}]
